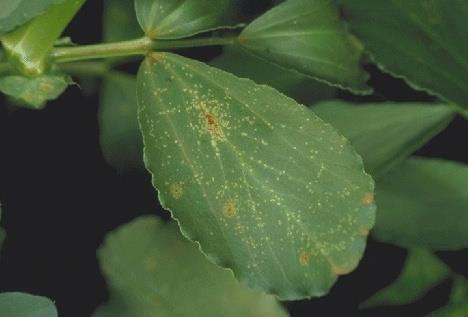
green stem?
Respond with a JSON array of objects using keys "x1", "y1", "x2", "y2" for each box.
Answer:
[{"x1": 51, "y1": 36, "x2": 236, "y2": 63}]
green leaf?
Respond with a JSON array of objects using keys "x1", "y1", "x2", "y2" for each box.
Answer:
[
  {"x1": 450, "y1": 276, "x2": 468, "y2": 304},
  {"x1": 103, "y1": 0, "x2": 142, "y2": 42},
  {"x1": 1, "y1": 0, "x2": 85, "y2": 76},
  {"x1": 313, "y1": 100, "x2": 454, "y2": 176},
  {"x1": 93, "y1": 216, "x2": 289, "y2": 317},
  {"x1": 341, "y1": 0, "x2": 468, "y2": 108},
  {"x1": 135, "y1": 0, "x2": 236, "y2": 39},
  {"x1": 361, "y1": 249, "x2": 449, "y2": 308},
  {"x1": 238, "y1": 0, "x2": 370, "y2": 94},
  {"x1": 99, "y1": 72, "x2": 143, "y2": 171},
  {"x1": 137, "y1": 52, "x2": 375, "y2": 299},
  {"x1": 374, "y1": 157, "x2": 468, "y2": 250},
  {"x1": 211, "y1": 46, "x2": 336, "y2": 104},
  {"x1": 0, "y1": 0, "x2": 67, "y2": 34},
  {"x1": 0, "y1": 72, "x2": 71, "y2": 109},
  {"x1": 0, "y1": 292, "x2": 58, "y2": 317},
  {"x1": 426, "y1": 302, "x2": 468, "y2": 317}
]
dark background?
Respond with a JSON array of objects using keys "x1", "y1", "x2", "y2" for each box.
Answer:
[{"x1": 0, "y1": 1, "x2": 467, "y2": 316}]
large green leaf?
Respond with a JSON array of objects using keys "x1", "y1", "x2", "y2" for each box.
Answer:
[
  {"x1": 93, "y1": 216, "x2": 289, "y2": 317},
  {"x1": 0, "y1": 72, "x2": 71, "y2": 109},
  {"x1": 137, "y1": 52, "x2": 375, "y2": 299},
  {"x1": 374, "y1": 157, "x2": 468, "y2": 250},
  {"x1": 239, "y1": 0, "x2": 370, "y2": 94},
  {"x1": 341, "y1": 0, "x2": 468, "y2": 108},
  {"x1": 0, "y1": 292, "x2": 58, "y2": 317},
  {"x1": 313, "y1": 100, "x2": 454, "y2": 176},
  {"x1": 0, "y1": 0, "x2": 66, "y2": 34},
  {"x1": 99, "y1": 72, "x2": 143, "y2": 171},
  {"x1": 211, "y1": 46, "x2": 336, "y2": 104},
  {"x1": 361, "y1": 249, "x2": 449, "y2": 308},
  {"x1": 103, "y1": 0, "x2": 141, "y2": 42},
  {"x1": 135, "y1": 0, "x2": 236, "y2": 39}
]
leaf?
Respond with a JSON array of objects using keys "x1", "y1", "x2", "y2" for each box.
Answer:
[
  {"x1": 0, "y1": 292, "x2": 58, "y2": 317},
  {"x1": 93, "y1": 216, "x2": 289, "y2": 317},
  {"x1": 426, "y1": 302, "x2": 468, "y2": 317},
  {"x1": 341, "y1": 0, "x2": 468, "y2": 108},
  {"x1": 103, "y1": 0, "x2": 142, "y2": 42},
  {"x1": 361, "y1": 249, "x2": 449, "y2": 308},
  {"x1": 137, "y1": 52, "x2": 375, "y2": 299},
  {"x1": 450, "y1": 276, "x2": 468, "y2": 304},
  {"x1": 1, "y1": 0, "x2": 85, "y2": 76},
  {"x1": 135, "y1": 0, "x2": 236, "y2": 39},
  {"x1": 374, "y1": 157, "x2": 468, "y2": 250},
  {"x1": 313, "y1": 100, "x2": 454, "y2": 176},
  {"x1": 0, "y1": 73, "x2": 71, "y2": 109},
  {"x1": 238, "y1": 0, "x2": 371, "y2": 94},
  {"x1": 99, "y1": 73, "x2": 144, "y2": 171},
  {"x1": 211, "y1": 46, "x2": 336, "y2": 104},
  {"x1": 0, "y1": 0, "x2": 66, "y2": 34}
]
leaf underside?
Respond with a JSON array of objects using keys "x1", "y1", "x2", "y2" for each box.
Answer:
[
  {"x1": 0, "y1": 0, "x2": 66, "y2": 34},
  {"x1": 313, "y1": 100, "x2": 454, "y2": 176},
  {"x1": 137, "y1": 52, "x2": 375, "y2": 299},
  {"x1": 135, "y1": 0, "x2": 236, "y2": 39},
  {"x1": 239, "y1": 0, "x2": 371, "y2": 94},
  {"x1": 341, "y1": 0, "x2": 468, "y2": 108}
]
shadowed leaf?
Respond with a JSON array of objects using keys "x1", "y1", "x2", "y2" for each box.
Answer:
[{"x1": 93, "y1": 216, "x2": 289, "y2": 317}]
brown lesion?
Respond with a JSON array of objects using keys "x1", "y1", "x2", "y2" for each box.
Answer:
[
  {"x1": 223, "y1": 201, "x2": 237, "y2": 218},
  {"x1": 361, "y1": 192, "x2": 374, "y2": 207},
  {"x1": 195, "y1": 100, "x2": 227, "y2": 142},
  {"x1": 170, "y1": 182, "x2": 184, "y2": 200},
  {"x1": 331, "y1": 264, "x2": 349, "y2": 276},
  {"x1": 205, "y1": 112, "x2": 224, "y2": 139},
  {"x1": 298, "y1": 250, "x2": 312, "y2": 266}
]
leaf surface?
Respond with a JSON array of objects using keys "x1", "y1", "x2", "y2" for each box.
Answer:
[
  {"x1": 211, "y1": 46, "x2": 336, "y2": 104},
  {"x1": 0, "y1": 72, "x2": 71, "y2": 109},
  {"x1": 341, "y1": 0, "x2": 468, "y2": 108},
  {"x1": 313, "y1": 100, "x2": 454, "y2": 176},
  {"x1": 361, "y1": 249, "x2": 449, "y2": 308},
  {"x1": 135, "y1": 0, "x2": 236, "y2": 39},
  {"x1": 374, "y1": 158, "x2": 468, "y2": 250},
  {"x1": 103, "y1": 0, "x2": 141, "y2": 42},
  {"x1": 93, "y1": 216, "x2": 289, "y2": 317},
  {"x1": 239, "y1": 0, "x2": 370, "y2": 94},
  {"x1": 99, "y1": 72, "x2": 143, "y2": 171},
  {"x1": 0, "y1": 292, "x2": 57, "y2": 317},
  {"x1": 0, "y1": 0, "x2": 66, "y2": 34},
  {"x1": 137, "y1": 52, "x2": 375, "y2": 299}
]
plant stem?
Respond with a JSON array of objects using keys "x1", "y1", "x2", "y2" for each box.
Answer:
[{"x1": 50, "y1": 36, "x2": 236, "y2": 63}]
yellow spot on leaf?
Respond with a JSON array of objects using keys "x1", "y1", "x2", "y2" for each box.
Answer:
[
  {"x1": 170, "y1": 182, "x2": 184, "y2": 200},
  {"x1": 299, "y1": 251, "x2": 312, "y2": 266},
  {"x1": 223, "y1": 201, "x2": 237, "y2": 218},
  {"x1": 358, "y1": 228, "x2": 370, "y2": 237},
  {"x1": 361, "y1": 192, "x2": 374, "y2": 206},
  {"x1": 331, "y1": 265, "x2": 349, "y2": 276}
]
